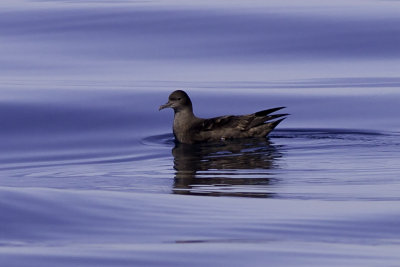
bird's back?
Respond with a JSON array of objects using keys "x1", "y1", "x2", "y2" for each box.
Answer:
[{"x1": 188, "y1": 107, "x2": 287, "y2": 143}]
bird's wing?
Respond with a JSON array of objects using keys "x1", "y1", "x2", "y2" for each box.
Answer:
[
  {"x1": 200, "y1": 115, "x2": 244, "y2": 131},
  {"x1": 199, "y1": 107, "x2": 287, "y2": 132}
]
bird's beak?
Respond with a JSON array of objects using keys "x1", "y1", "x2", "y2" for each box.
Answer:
[{"x1": 159, "y1": 101, "x2": 172, "y2": 111}]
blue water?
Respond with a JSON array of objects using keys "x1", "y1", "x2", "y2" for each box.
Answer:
[{"x1": 1, "y1": 1, "x2": 400, "y2": 266}]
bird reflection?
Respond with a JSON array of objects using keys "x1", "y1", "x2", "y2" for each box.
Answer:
[{"x1": 172, "y1": 138, "x2": 282, "y2": 198}]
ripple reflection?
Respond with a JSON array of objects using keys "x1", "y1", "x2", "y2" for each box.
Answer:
[{"x1": 171, "y1": 139, "x2": 283, "y2": 197}]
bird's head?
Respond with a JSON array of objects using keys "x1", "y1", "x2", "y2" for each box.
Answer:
[{"x1": 159, "y1": 90, "x2": 192, "y2": 112}]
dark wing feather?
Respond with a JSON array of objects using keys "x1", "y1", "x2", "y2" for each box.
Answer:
[
  {"x1": 200, "y1": 115, "x2": 243, "y2": 131},
  {"x1": 199, "y1": 107, "x2": 287, "y2": 132},
  {"x1": 246, "y1": 113, "x2": 289, "y2": 129},
  {"x1": 254, "y1": 107, "x2": 286, "y2": 117}
]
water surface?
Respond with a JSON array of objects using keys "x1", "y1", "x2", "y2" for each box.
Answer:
[{"x1": 1, "y1": 0, "x2": 400, "y2": 266}]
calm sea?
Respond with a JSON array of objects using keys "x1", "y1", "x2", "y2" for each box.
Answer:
[{"x1": 1, "y1": 0, "x2": 400, "y2": 266}]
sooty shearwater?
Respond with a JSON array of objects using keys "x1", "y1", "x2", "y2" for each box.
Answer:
[{"x1": 159, "y1": 90, "x2": 288, "y2": 144}]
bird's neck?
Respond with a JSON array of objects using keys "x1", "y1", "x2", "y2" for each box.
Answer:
[
  {"x1": 174, "y1": 106, "x2": 196, "y2": 122},
  {"x1": 173, "y1": 107, "x2": 196, "y2": 137}
]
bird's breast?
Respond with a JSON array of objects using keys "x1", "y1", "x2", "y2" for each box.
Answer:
[{"x1": 172, "y1": 112, "x2": 199, "y2": 143}]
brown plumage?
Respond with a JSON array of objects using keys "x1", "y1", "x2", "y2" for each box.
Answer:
[{"x1": 159, "y1": 90, "x2": 288, "y2": 144}]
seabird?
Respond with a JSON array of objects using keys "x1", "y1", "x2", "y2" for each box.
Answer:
[{"x1": 159, "y1": 90, "x2": 288, "y2": 144}]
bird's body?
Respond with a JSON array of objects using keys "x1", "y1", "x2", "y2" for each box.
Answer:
[{"x1": 159, "y1": 90, "x2": 287, "y2": 144}]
